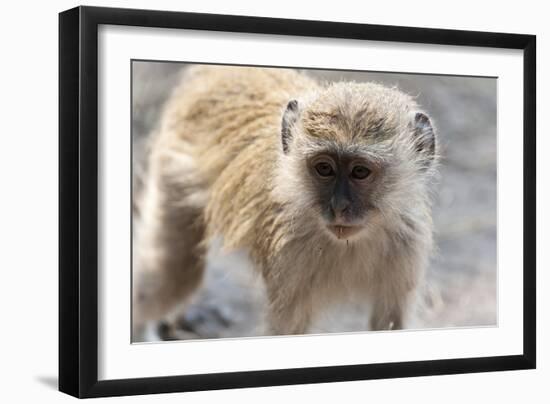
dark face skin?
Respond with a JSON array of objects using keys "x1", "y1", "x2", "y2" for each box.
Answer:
[{"x1": 307, "y1": 150, "x2": 381, "y2": 239}]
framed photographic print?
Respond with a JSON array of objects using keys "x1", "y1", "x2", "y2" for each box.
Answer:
[{"x1": 59, "y1": 6, "x2": 536, "y2": 398}]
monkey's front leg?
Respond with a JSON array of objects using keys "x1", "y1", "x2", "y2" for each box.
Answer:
[
  {"x1": 369, "y1": 293, "x2": 410, "y2": 331},
  {"x1": 368, "y1": 246, "x2": 424, "y2": 331},
  {"x1": 264, "y1": 277, "x2": 315, "y2": 336},
  {"x1": 369, "y1": 274, "x2": 419, "y2": 331}
]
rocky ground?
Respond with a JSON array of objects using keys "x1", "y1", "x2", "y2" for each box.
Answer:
[{"x1": 132, "y1": 62, "x2": 497, "y2": 341}]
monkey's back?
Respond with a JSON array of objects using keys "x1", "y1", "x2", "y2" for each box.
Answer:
[{"x1": 154, "y1": 66, "x2": 319, "y2": 255}]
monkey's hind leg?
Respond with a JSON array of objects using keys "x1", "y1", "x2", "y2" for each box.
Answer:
[{"x1": 132, "y1": 148, "x2": 207, "y2": 339}]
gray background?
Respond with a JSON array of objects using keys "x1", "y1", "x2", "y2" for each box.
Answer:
[{"x1": 132, "y1": 61, "x2": 497, "y2": 341}]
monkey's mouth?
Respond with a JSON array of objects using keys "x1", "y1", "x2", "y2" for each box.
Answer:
[{"x1": 327, "y1": 225, "x2": 362, "y2": 240}]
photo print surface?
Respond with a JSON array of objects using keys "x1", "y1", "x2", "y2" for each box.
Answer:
[{"x1": 131, "y1": 62, "x2": 497, "y2": 343}]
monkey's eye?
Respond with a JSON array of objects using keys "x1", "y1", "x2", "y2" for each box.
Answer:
[
  {"x1": 315, "y1": 162, "x2": 335, "y2": 177},
  {"x1": 351, "y1": 165, "x2": 371, "y2": 180}
]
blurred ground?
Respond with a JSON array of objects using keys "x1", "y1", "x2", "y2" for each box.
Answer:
[{"x1": 132, "y1": 62, "x2": 497, "y2": 342}]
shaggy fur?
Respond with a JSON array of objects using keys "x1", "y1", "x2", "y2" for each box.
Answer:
[{"x1": 133, "y1": 65, "x2": 438, "y2": 335}]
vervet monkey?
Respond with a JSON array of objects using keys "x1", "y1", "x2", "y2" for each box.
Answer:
[{"x1": 133, "y1": 66, "x2": 438, "y2": 336}]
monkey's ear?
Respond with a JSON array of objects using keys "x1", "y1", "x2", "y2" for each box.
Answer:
[
  {"x1": 412, "y1": 112, "x2": 436, "y2": 159},
  {"x1": 281, "y1": 100, "x2": 300, "y2": 154}
]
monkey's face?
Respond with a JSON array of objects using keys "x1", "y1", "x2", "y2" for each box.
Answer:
[
  {"x1": 277, "y1": 82, "x2": 437, "y2": 242},
  {"x1": 306, "y1": 150, "x2": 381, "y2": 240}
]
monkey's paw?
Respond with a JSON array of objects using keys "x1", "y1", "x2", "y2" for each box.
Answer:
[{"x1": 158, "y1": 304, "x2": 234, "y2": 340}]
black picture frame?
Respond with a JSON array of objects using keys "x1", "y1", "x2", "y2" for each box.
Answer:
[{"x1": 59, "y1": 5, "x2": 536, "y2": 398}]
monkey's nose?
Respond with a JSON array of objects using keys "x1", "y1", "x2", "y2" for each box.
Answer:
[{"x1": 330, "y1": 197, "x2": 350, "y2": 218}]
